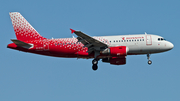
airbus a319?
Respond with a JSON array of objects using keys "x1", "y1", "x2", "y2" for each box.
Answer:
[{"x1": 7, "y1": 12, "x2": 174, "y2": 70}]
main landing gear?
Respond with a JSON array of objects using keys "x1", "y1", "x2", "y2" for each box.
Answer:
[
  {"x1": 147, "y1": 54, "x2": 152, "y2": 65},
  {"x1": 92, "y1": 59, "x2": 99, "y2": 71}
]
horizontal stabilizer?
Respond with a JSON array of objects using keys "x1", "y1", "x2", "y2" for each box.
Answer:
[{"x1": 11, "y1": 39, "x2": 33, "y2": 49}]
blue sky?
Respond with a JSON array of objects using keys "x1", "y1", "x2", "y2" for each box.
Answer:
[{"x1": 0, "y1": 0, "x2": 179, "y2": 101}]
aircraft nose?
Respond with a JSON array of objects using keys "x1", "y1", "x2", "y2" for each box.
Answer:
[{"x1": 167, "y1": 42, "x2": 174, "y2": 50}]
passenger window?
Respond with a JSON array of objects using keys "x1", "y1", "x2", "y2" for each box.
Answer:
[
  {"x1": 158, "y1": 38, "x2": 160, "y2": 41},
  {"x1": 137, "y1": 39, "x2": 139, "y2": 41},
  {"x1": 127, "y1": 40, "x2": 128, "y2": 42}
]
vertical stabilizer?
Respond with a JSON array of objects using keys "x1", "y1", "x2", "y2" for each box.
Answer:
[{"x1": 9, "y1": 12, "x2": 46, "y2": 41}]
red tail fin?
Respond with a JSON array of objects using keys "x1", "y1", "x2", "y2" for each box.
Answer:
[{"x1": 9, "y1": 12, "x2": 46, "y2": 41}]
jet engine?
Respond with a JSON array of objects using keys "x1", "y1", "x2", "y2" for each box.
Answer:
[{"x1": 101, "y1": 46, "x2": 129, "y2": 56}]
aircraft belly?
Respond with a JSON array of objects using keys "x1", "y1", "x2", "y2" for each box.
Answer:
[{"x1": 128, "y1": 44, "x2": 150, "y2": 54}]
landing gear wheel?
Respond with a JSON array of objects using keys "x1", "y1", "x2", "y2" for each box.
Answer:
[
  {"x1": 92, "y1": 64, "x2": 98, "y2": 71},
  {"x1": 148, "y1": 60, "x2": 152, "y2": 65},
  {"x1": 147, "y1": 54, "x2": 152, "y2": 65},
  {"x1": 92, "y1": 59, "x2": 98, "y2": 65},
  {"x1": 92, "y1": 59, "x2": 99, "y2": 71}
]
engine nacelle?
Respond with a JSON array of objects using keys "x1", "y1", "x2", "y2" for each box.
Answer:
[
  {"x1": 102, "y1": 57, "x2": 126, "y2": 65},
  {"x1": 102, "y1": 46, "x2": 129, "y2": 56}
]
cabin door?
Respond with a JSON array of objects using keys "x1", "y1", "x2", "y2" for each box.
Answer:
[{"x1": 146, "y1": 35, "x2": 152, "y2": 45}]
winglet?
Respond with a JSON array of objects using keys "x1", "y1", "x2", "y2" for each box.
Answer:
[{"x1": 70, "y1": 28, "x2": 75, "y2": 34}]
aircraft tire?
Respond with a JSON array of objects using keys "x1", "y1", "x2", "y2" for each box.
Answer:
[
  {"x1": 92, "y1": 59, "x2": 98, "y2": 65},
  {"x1": 148, "y1": 60, "x2": 152, "y2": 65},
  {"x1": 92, "y1": 64, "x2": 98, "y2": 71}
]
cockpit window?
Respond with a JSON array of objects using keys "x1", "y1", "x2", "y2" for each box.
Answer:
[
  {"x1": 161, "y1": 38, "x2": 166, "y2": 41},
  {"x1": 158, "y1": 38, "x2": 166, "y2": 41}
]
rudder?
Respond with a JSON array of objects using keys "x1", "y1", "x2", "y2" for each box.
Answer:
[{"x1": 9, "y1": 12, "x2": 46, "y2": 41}]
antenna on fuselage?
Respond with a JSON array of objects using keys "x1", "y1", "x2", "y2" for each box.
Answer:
[{"x1": 145, "y1": 32, "x2": 147, "y2": 35}]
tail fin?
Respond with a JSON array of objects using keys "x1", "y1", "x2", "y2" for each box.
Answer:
[{"x1": 9, "y1": 12, "x2": 46, "y2": 41}]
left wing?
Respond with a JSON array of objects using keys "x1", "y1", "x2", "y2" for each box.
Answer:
[{"x1": 70, "y1": 29, "x2": 109, "y2": 55}]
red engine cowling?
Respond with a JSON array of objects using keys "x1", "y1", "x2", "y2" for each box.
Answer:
[
  {"x1": 102, "y1": 57, "x2": 126, "y2": 65},
  {"x1": 102, "y1": 46, "x2": 128, "y2": 56}
]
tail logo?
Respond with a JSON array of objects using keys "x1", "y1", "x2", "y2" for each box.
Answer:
[{"x1": 9, "y1": 12, "x2": 46, "y2": 41}]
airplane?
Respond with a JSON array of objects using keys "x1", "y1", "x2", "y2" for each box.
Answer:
[{"x1": 7, "y1": 12, "x2": 174, "y2": 71}]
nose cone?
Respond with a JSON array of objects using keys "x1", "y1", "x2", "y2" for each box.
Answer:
[{"x1": 167, "y1": 41, "x2": 174, "y2": 50}]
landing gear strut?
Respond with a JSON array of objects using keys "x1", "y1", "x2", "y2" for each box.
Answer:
[
  {"x1": 92, "y1": 51, "x2": 100, "y2": 71},
  {"x1": 147, "y1": 54, "x2": 152, "y2": 65},
  {"x1": 92, "y1": 59, "x2": 99, "y2": 71}
]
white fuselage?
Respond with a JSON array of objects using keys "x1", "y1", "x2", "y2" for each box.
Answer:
[{"x1": 95, "y1": 34, "x2": 174, "y2": 55}]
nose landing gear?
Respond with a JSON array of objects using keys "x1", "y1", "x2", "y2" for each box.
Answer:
[
  {"x1": 148, "y1": 60, "x2": 152, "y2": 65},
  {"x1": 147, "y1": 54, "x2": 152, "y2": 65}
]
